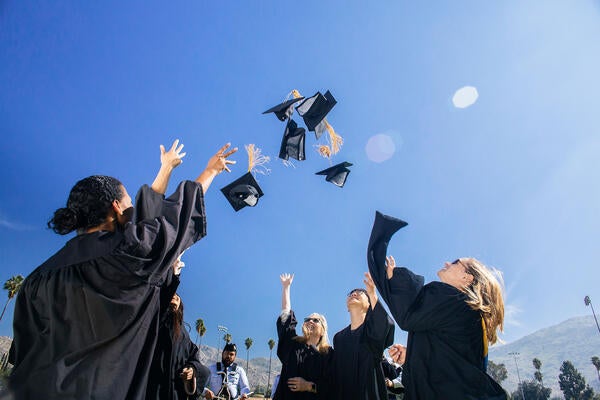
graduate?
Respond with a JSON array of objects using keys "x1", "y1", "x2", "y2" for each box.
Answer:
[
  {"x1": 367, "y1": 211, "x2": 508, "y2": 400},
  {"x1": 332, "y1": 272, "x2": 395, "y2": 400},
  {"x1": 273, "y1": 274, "x2": 333, "y2": 400},
  {"x1": 8, "y1": 143, "x2": 236, "y2": 400},
  {"x1": 146, "y1": 256, "x2": 210, "y2": 400}
]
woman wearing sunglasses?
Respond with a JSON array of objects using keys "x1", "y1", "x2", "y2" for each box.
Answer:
[
  {"x1": 273, "y1": 274, "x2": 333, "y2": 399},
  {"x1": 367, "y1": 211, "x2": 507, "y2": 400}
]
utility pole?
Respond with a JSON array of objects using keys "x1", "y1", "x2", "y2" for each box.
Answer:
[
  {"x1": 585, "y1": 296, "x2": 600, "y2": 335},
  {"x1": 217, "y1": 325, "x2": 228, "y2": 362},
  {"x1": 509, "y1": 352, "x2": 526, "y2": 400}
]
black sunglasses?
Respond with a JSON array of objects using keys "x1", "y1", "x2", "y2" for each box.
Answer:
[
  {"x1": 347, "y1": 288, "x2": 368, "y2": 297},
  {"x1": 303, "y1": 317, "x2": 321, "y2": 324}
]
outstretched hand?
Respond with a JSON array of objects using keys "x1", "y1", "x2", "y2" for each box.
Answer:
[
  {"x1": 364, "y1": 272, "x2": 378, "y2": 308},
  {"x1": 386, "y1": 255, "x2": 397, "y2": 279},
  {"x1": 280, "y1": 273, "x2": 294, "y2": 288},
  {"x1": 160, "y1": 139, "x2": 186, "y2": 169},
  {"x1": 206, "y1": 143, "x2": 237, "y2": 174}
]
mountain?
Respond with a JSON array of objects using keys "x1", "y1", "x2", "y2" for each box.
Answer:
[{"x1": 489, "y1": 315, "x2": 600, "y2": 398}]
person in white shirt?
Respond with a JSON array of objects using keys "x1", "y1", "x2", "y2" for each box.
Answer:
[{"x1": 203, "y1": 343, "x2": 251, "y2": 400}]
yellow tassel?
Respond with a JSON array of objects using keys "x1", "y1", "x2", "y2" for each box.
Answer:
[
  {"x1": 245, "y1": 144, "x2": 271, "y2": 175},
  {"x1": 317, "y1": 145, "x2": 332, "y2": 159},
  {"x1": 291, "y1": 89, "x2": 302, "y2": 99},
  {"x1": 324, "y1": 119, "x2": 343, "y2": 155},
  {"x1": 482, "y1": 318, "x2": 488, "y2": 357}
]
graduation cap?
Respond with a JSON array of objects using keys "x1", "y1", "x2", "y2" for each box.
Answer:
[
  {"x1": 262, "y1": 97, "x2": 305, "y2": 121},
  {"x1": 315, "y1": 161, "x2": 353, "y2": 187},
  {"x1": 292, "y1": 89, "x2": 343, "y2": 159},
  {"x1": 279, "y1": 119, "x2": 306, "y2": 161},
  {"x1": 295, "y1": 91, "x2": 337, "y2": 135},
  {"x1": 221, "y1": 144, "x2": 269, "y2": 211}
]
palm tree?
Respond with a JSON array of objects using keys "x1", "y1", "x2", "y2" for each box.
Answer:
[
  {"x1": 267, "y1": 338, "x2": 276, "y2": 397},
  {"x1": 223, "y1": 333, "x2": 232, "y2": 344},
  {"x1": 195, "y1": 318, "x2": 206, "y2": 346},
  {"x1": 532, "y1": 357, "x2": 544, "y2": 387},
  {"x1": 244, "y1": 337, "x2": 253, "y2": 372},
  {"x1": 592, "y1": 356, "x2": 600, "y2": 382},
  {"x1": 1, "y1": 275, "x2": 24, "y2": 322}
]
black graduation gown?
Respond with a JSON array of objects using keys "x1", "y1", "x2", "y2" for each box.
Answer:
[
  {"x1": 367, "y1": 211, "x2": 507, "y2": 400},
  {"x1": 274, "y1": 311, "x2": 333, "y2": 400},
  {"x1": 8, "y1": 180, "x2": 207, "y2": 400},
  {"x1": 380, "y1": 358, "x2": 403, "y2": 399},
  {"x1": 135, "y1": 184, "x2": 210, "y2": 400},
  {"x1": 332, "y1": 302, "x2": 395, "y2": 400}
]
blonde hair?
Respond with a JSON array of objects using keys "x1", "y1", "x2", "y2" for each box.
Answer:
[
  {"x1": 298, "y1": 313, "x2": 331, "y2": 354},
  {"x1": 460, "y1": 258, "x2": 505, "y2": 345}
]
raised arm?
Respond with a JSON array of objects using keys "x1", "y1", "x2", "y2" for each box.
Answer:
[
  {"x1": 151, "y1": 139, "x2": 186, "y2": 195},
  {"x1": 364, "y1": 272, "x2": 378, "y2": 310},
  {"x1": 280, "y1": 273, "x2": 294, "y2": 312},
  {"x1": 195, "y1": 143, "x2": 237, "y2": 194}
]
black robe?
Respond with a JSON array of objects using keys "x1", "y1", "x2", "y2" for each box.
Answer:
[
  {"x1": 332, "y1": 302, "x2": 395, "y2": 400},
  {"x1": 8, "y1": 180, "x2": 207, "y2": 400},
  {"x1": 273, "y1": 310, "x2": 333, "y2": 400},
  {"x1": 367, "y1": 211, "x2": 507, "y2": 400}
]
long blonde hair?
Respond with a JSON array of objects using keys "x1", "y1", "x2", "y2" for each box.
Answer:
[
  {"x1": 460, "y1": 258, "x2": 505, "y2": 345},
  {"x1": 297, "y1": 313, "x2": 331, "y2": 354}
]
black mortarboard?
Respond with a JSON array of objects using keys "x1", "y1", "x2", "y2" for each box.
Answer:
[
  {"x1": 279, "y1": 119, "x2": 306, "y2": 161},
  {"x1": 220, "y1": 172, "x2": 264, "y2": 211},
  {"x1": 262, "y1": 97, "x2": 305, "y2": 121},
  {"x1": 295, "y1": 91, "x2": 337, "y2": 138},
  {"x1": 315, "y1": 161, "x2": 353, "y2": 187}
]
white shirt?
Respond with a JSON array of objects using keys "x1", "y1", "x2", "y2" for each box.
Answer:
[{"x1": 204, "y1": 362, "x2": 250, "y2": 399}]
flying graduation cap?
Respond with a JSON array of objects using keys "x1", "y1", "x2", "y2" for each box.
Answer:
[
  {"x1": 279, "y1": 119, "x2": 306, "y2": 161},
  {"x1": 315, "y1": 161, "x2": 353, "y2": 188},
  {"x1": 291, "y1": 89, "x2": 343, "y2": 159},
  {"x1": 262, "y1": 97, "x2": 305, "y2": 121},
  {"x1": 221, "y1": 144, "x2": 270, "y2": 211}
]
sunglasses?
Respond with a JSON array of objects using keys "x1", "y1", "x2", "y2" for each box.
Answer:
[
  {"x1": 347, "y1": 289, "x2": 368, "y2": 297},
  {"x1": 303, "y1": 317, "x2": 322, "y2": 324}
]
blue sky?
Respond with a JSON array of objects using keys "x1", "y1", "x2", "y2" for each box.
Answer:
[{"x1": 1, "y1": 1, "x2": 600, "y2": 359}]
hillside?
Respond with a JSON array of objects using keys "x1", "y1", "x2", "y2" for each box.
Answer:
[{"x1": 489, "y1": 315, "x2": 600, "y2": 398}]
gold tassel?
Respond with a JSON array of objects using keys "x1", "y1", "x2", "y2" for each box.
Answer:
[
  {"x1": 324, "y1": 119, "x2": 343, "y2": 155},
  {"x1": 316, "y1": 145, "x2": 332, "y2": 159},
  {"x1": 246, "y1": 144, "x2": 271, "y2": 175},
  {"x1": 291, "y1": 89, "x2": 302, "y2": 99}
]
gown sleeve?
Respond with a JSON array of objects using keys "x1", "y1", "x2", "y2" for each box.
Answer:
[
  {"x1": 363, "y1": 302, "x2": 395, "y2": 356},
  {"x1": 276, "y1": 310, "x2": 299, "y2": 362},
  {"x1": 118, "y1": 180, "x2": 207, "y2": 283},
  {"x1": 134, "y1": 184, "x2": 166, "y2": 222}
]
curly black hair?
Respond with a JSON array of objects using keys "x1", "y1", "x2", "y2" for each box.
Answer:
[{"x1": 48, "y1": 175, "x2": 124, "y2": 235}]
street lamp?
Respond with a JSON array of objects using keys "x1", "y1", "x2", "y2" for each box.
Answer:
[
  {"x1": 217, "y1": 325, "x2": 228, "y2": 361},
  {"x1": 509, "y1": 352, "x2": 526, "y2": 400},
  {"x1": 584, "y1": 296, "x2": 600, "y2": 336}
]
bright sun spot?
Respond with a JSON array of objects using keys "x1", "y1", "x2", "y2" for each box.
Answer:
[
  {"x1": 366, "y1": 134, "x2": 396, "y2": 163},
  {"x1": 452, "y1": 86, "x2": 479, "y2": 108}
]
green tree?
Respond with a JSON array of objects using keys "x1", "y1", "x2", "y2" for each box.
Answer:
[
  {"x1": 512, "y1": 380, "x2": 551, "y2": 400},
  {"x1": 266, "y1": 338, "x2": 276, "y2": 397},
  {"x1": 592, "y1": 357, "x2": 600, "y2": 382},
  {"x1": 195, "y1": 318, "x2": 206, "y2": 346},
  {"x1": 487, "y1": 360, "x2": 508, "y2": 384},
  {"x1": 533, "y1": 357, "x2": 545, "y2": 388},
  {"x1": 244, "y1": 337, "x2": 253, "y2": 372},
  {"x1": 1, "y1": 275, "x2": 24, "y2": 322},
  {"x1": 558, "y1": 360, "x2": 595, "y2": 400},
  {"x1": 223, "y1": 333, "x2": 232, "y2": 344}
]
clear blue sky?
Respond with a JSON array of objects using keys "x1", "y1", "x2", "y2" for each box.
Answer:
[{"x1": 1, "y1": 0, "x2": 600, "y2": 359}]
